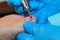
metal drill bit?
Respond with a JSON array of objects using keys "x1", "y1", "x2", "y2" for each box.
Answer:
[{"x1": 22, "y1": 0, "x2": 32, "y2": 18}]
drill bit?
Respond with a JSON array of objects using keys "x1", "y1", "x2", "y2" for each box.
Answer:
[{"x1": 22, "y1": 0, "x2": 32, "y2": 18}]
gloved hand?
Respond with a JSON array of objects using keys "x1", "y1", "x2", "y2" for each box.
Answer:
[
  {"x1": 7, "y1": 0, "x2": 44, "y2": 13},
  {"x1": 17, "y1": 21, "x2": 60, "y2": 40},
  {"x1": 16, "y1": 0, "x2": 60, "y2": 40},
  {"x1": 7, "y1": 0, "x2": 60, "y2": 24}
]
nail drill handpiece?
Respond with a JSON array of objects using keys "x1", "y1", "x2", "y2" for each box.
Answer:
[{"x1": 22, "y1": 0, "x2": 32, "y2": 18}]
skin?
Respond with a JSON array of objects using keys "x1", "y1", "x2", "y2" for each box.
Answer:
[{"x1": 0, "y1": 14, "x2": 36, "y2": 40}]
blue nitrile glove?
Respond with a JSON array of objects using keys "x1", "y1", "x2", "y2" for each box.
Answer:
[
  {"x1": 7, "y1": 0, "x2": 48, "y2": 24},
  {"x1": 7, "y1": 0, "x2": 44, "y2": 16},
  {"x1": 7, "y1": 0, "x2": 60, "y2": 24},
  {"x1": 16, "y1": 0, "x2": 60, "y2": 40},
  {"x1": 32, "y1": 0, "x2": 60, "y2": 24},
  {"x1": 7, "y1": 0, "x2": 49, "y2": 24},
  {"x1": 16, "y1": 21, "x2": 60, "y2": 40}
]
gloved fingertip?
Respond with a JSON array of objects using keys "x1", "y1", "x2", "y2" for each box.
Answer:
[
  {"x1": 13, "y1": 0, "x2": 22, "y2": 6},
  {"x1": 23, "y1": 21, "x2": 37, "y2": 34},
  {"x1": 24, "y1": 21, "x2": 36, "y2": 26},
  {"x1": 30, "y1": 1, "x2": 39, "y2": 10},
  {"x1": 23, "y1": 21, "x2": 36, "y2": 29},
  {"x1": 16, "y1": 32, "x2": 34, "y2": 40}
]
